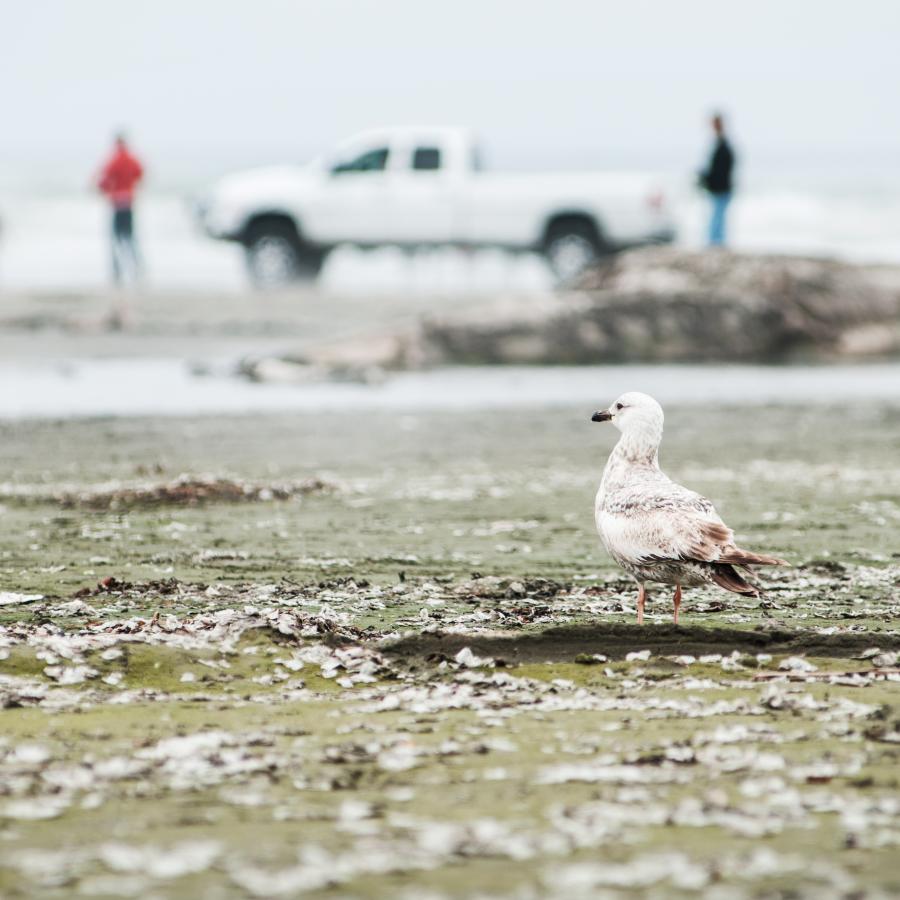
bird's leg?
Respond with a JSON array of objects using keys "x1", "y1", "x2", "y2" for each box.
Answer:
[
  {"x1": 636, "y1": 584, "x2": 646, "y2": 625},
  {"x1": 673, "y1": 585, "x2": 682, "y2": 625}
]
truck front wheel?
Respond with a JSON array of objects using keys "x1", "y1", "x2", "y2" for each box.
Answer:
[
  {"x1": 543, "y1": 220, "x2": 604, "y2": 284},
  {"x1": 244, "y1": 221, "x2": 326, "y2": 289}
]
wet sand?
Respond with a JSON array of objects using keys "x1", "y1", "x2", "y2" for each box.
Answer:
[{"x1": 1, "y1": 286, "x2": 899, "y2": 897}]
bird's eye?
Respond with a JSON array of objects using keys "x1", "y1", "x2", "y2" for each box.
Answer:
[{"x1": 615, "y1": 403, "x2": 624, "y2": 411}]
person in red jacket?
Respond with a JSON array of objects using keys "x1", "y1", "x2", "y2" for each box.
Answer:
[{"x1": 96, "y1": 133, "x2": 144, "y2": 285}]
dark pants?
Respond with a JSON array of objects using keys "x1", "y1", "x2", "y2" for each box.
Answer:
[{"x1": 111, "y1": 206, "x2": 141, "y2": 284}]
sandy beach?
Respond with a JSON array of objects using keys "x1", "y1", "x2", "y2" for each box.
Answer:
[
  {"x1": 2, "y1": 398, "x2": 900, "y2": 897},
  {"x1": 1, "y1": 271, "x2": 899, "y2": 897}
]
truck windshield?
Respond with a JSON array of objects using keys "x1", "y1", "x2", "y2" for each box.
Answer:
[{"x1": 331, "y1": 147, "x2": 389, "y2": 175}]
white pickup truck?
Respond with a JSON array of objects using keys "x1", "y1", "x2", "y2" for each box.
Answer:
[{"x1": 198, "y1": 127, "x2": 675, "y2": 287}]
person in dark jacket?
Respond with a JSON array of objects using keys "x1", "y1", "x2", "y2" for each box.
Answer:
[
  {"x1": 699, "y1": 114, "x2": 735, "y2": 246},
  {"x1": 96, "y1": 133, "x2": 144, "y2": 285}
]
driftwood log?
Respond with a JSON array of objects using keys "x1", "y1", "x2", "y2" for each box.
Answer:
[{"x1": 420, "y1": 249, "x2": 900, "y2": 364}]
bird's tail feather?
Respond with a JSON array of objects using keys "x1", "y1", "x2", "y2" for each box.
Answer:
[
  {"x1": 710, "y1": 564, "x2": 761, "y2": 596},
  {"x1": 719, "y1": 548, "x2": 789, "y2": 567}
]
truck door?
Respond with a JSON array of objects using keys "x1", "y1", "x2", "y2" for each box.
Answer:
[{"x1": 311, "y1": 145, "x2": 393, "y2": 245}]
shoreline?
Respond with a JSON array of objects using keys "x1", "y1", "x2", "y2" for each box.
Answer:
[{"x1": 2, "y1": 359, "x2": 900, "y2": 421}]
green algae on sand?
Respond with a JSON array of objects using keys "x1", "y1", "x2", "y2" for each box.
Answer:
[{"x1": 1, "y1": 404, "x2": 899, "y2": 898}]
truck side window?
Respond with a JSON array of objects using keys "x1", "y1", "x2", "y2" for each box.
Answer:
[
  {"x1": 332, "y1": 147, "x2": 389, "y2": 175},
  {"x1": 412, "y1": 147, "x2": 441, "y2": 171}
]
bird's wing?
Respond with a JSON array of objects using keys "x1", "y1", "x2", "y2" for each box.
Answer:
[{"x1": 598, "y1": 484, "x2": 734, "y2": 565}]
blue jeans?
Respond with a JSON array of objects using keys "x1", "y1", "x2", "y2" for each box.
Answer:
[{"x1": 708, "y1": 192, "x2": 731, "y2": 246}]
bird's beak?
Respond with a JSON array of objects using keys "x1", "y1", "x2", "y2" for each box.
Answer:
[{"x1": 591, "y1": 410, "x2": 612, "y2": 422}]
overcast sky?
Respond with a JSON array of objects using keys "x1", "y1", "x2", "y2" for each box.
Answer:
[{"x1": 4, "y1": 0, "x2": 899, "y2": 182}]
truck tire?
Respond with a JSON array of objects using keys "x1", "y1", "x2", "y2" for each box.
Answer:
[
  {"x1": 543, "y1": 219, "x2": 604, "y2": 284},
  {"x1": 244, "y1": 220, "x2": 326, "y2": 289}
]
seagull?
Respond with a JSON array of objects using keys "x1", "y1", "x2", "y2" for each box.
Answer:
[{"x1": 592, "y1": 392, "x2": 787, "y2": 624}]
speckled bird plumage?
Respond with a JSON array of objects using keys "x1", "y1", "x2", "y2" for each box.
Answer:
[{"x1": 592, "y1": 392, "x2": 787, "y2": 623}]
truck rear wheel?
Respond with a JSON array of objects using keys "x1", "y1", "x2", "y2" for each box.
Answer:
[
  {"x1": 244, "y1": 221, "x2": 326, "y2": 289},
  {"x1": 543, "y1": 219, "x2": 604, "y2": 284}
]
